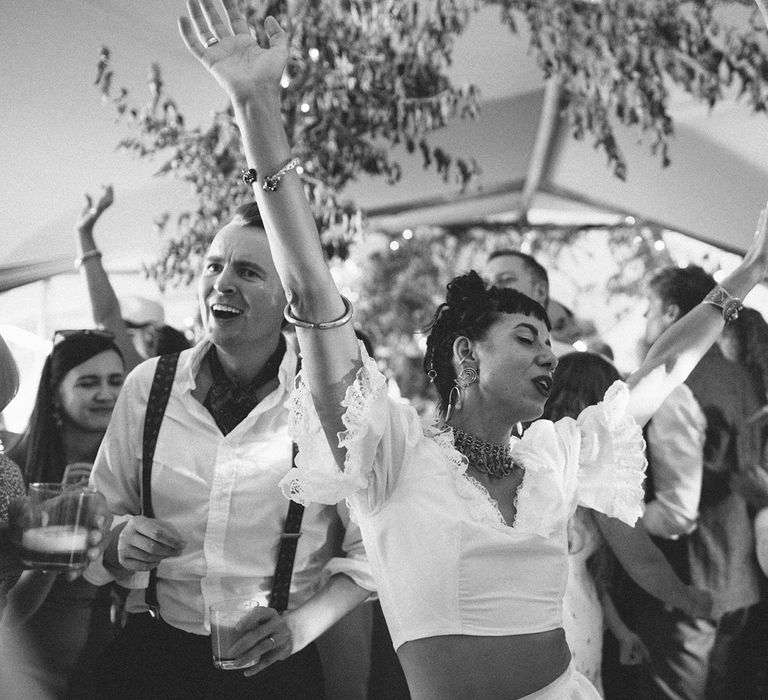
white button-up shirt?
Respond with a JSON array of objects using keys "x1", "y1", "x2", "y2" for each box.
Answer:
[
  {"x1": 642, "y1": 383, "x2": 706, "y2": 538},
  {"x1": 86, "y1": 338, "x2": 373, "y2": 634}
]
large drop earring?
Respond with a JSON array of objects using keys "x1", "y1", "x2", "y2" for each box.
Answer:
[{"x1": 446, "y1": 366, "x2": 478, "y2": 421}]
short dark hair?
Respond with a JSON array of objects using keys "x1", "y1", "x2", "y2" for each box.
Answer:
[
  {"x1": 424, "y1": 270, "x2": 550, "y2": 417},
  {"x1": 648, "y1": 265, "x2": 716, "y2": 317},
  {"x1": 543, "y1": 351, "x2": 621, "y2": 423},
  {"x1": 231, "y1": 201, "x2": 264, "y2": 229},
  {"x1": 486, "y1": 249, "x2": 549, "y2": 290}
]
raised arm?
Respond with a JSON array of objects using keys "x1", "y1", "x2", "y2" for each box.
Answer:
[
  {"x1": 75, "y1": 185, "x2": 144, "y2": 372},
  {"x1": 626, "y1": 206, "x2": 768, "y2": 426},
  {"x1": 593, "y1": 512, "x2": 712, "y2": 618},
  {"x1": 179, "y1": 0, "x2": 360, "y2": 466}
]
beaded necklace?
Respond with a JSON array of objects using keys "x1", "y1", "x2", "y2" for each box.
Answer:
[{"x1": 452, "y1": 427, "x2": 521, "y2": 479}]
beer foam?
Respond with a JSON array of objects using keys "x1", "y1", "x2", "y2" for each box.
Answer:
[{"x1": 22, "y1": 525, "x2": 88, "y2": 553}]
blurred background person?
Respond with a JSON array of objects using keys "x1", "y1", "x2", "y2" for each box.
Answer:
[
  {"x1": 2, "y1": 330, "x2": 125, "y2": 698},
  {"x1": 75, "y1": 185, "x2": 189, "y2": 372},
  {"x1": 543, "y1": 351, "x2": 711, "y2": 696}
]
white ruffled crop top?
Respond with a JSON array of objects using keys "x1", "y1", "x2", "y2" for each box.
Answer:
[{"x1": 280, "y1": 350, "x2": 646, "y2": 650}]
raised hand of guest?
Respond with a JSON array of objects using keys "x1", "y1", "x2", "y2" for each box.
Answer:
[
  {"x1": 75, "y1": 184, "x2": 114, "y2": 232},
  {"x1": 179, "y1": 0, "x2": 287, "y2": 102}
]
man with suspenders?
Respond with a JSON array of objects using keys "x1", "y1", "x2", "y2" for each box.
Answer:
[{"x1": 84, "y1": 203, "x2": 374, "y2": 699}]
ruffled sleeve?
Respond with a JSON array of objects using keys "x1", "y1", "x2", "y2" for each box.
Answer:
[
  {"x1": 572, "y1": 380, "x2": 646, "y2": 526},
  {"x1": 280, "y1": 343, "x2": 422, "y2": 513}
]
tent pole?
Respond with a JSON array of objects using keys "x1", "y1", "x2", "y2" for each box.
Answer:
[{"x1": 519, "y1": 78, "x2": 562, "y2": 222}]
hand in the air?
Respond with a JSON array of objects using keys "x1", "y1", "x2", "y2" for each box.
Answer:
[
  {"x1": 75, "y1": 185, "x2": 114, "y2": 231},
  {"x1": 179, "y1": 0, "x2": 287, "y2": 104}
]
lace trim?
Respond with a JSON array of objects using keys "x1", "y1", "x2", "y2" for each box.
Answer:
[
  {"x1": 508, "y1": 440, "x2": 562, "y2": 537},
  {"x1": 576, "y1": 380, "x2": 646, "y2": 525},
  {"x1": 463, "y1": 474, "x2": 507, "y2": 526},
  {"x1": 431, "y1": 426, "x2": 514, "y2": 527},
  {"x1": 280, "y1": 343, "x2": 387, "y2": 506}
]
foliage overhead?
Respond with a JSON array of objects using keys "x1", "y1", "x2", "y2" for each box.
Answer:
[{"x1": 95, "y1": 0, "x2": 768, "y2": 288}]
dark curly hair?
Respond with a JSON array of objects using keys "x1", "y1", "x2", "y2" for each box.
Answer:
[{"x1": 423, "y1": 270, "x2": 550, "y2": 417}]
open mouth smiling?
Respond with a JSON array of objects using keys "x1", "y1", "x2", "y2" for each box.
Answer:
[{"x1": 210, "y1": 303, "x2": 243, "y2": 320}]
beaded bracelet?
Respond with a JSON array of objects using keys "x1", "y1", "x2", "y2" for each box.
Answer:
[
  {"x1": 703, "y1": 285, "x2": 743, "y2": 323},
  {"x1": 283, "y1": 295, "x2": 353, "y2": 330},
  {"x1": 74, "y1": 249, "x2": 102, "y2": 270}
]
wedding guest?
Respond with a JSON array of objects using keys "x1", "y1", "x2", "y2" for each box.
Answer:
[
  {"x1": 86, "y1": 200, "x2": 374, "y2": 700},
  {"x1": 177, "y1": 3, "x2": 768, "y2": 696},
  {"x1": 3, "y1": 330, "x2": 124, "y2": 697}
]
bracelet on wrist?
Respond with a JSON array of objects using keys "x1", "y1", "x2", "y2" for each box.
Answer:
[
  {"x1": 702, "y1": 285, "x2": 743, "y2": 324},
  {"x1": 74, "y1": 249, "x2": 102, "y2": 270},
  {"x1": 241, "y1": 157, "x2": 301, "y2": 192},
  {"x1": 283, "y1": 295, "x2": 353, "y2": 330}
]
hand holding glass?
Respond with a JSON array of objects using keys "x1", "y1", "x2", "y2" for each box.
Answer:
[
  {"x1": 18, "y1": 483, "x2": 103, "y2": 571},
  {"x1": 210, "y1": 598, "x2": 260, "y2": 670}
]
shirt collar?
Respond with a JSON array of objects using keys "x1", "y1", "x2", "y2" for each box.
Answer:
[{"x1": 179, "y1": 334, "x2": 299, "y2": 396}]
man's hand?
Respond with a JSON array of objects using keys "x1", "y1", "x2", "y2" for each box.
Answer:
[
  {"x1": 617, "y1": 629, "x2": 651, "y2": 666},
  {"x1": 117, "y1": 515, "x2": 186, "y2": 571},
  {"x1": 227, "y1": 605, "x2": 294, "y2": 676},
  {"x1": 179, "y1": 0, "x2": 287, "y2": 105}
]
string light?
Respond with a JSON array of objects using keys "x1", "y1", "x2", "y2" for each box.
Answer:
[
  {"x1": 402, "y1": 228, "x2": 413, "y2": 239},
  {"x1": 308, "y1": 48, "x2": 320, "y2": 62},
  {"x1": 654, "y1": 239, "x2": 666, "y2": 251},
  {"x1": 300, "y1": 102, "x2": 311, "y2": 113},
  {"x1": 280, "y1": 73, "x2": 290, "y2": 88},
  {"x1": 390, "y1": 240, "x2": 400, "y2": 251}
]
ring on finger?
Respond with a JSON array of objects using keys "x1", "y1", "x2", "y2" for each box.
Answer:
[
  {"x1": 267, "y1": 635, "x2": 276, "y2": 649},
  {"x1": 204, "y1": 36, "x2": 219, "y2": 47}
]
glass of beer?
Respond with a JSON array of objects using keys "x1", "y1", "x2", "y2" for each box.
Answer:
[
  {"x1": 19, "y1": 483, "x2": 99, "y2": 571},
  {"x1": 210, "y1": 598, "x2": 260, "y2": 670}
]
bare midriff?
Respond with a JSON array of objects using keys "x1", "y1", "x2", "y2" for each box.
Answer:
[{"x1": 397, "y1": 628, "x2": 571, "y2": 700}]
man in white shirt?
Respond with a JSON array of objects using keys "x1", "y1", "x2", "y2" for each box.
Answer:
[
  {"x1": 85, "y1": 203, "x2": 374, "y2": 699},
  {"x1": 607, "y1": 265, "x2": 764, "y2": 700}
]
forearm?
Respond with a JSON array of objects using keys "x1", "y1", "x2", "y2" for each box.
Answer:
[
  {"x1": 602, "y1": 593, "x2": 631, "y2": 640},
  {"x1": 76, "y1": 224, "x2": 143, "y2": 370},
  {"x1": 596, "y1": 513, "x2": 692, "y2": 612},
  {"x1": 234, "y1": 96, "x2": 339, "y2": 317},
  {"x1": 3, "y1": 570, "x2": 57, "y2": 627},
  {"x1": 628, "y1": 261, "x2": 764, "y2": 427},
  {"x1": 234, "y1": 95, "x2": 361, "y2": 454},
  {"x1": 284, "y1": 573, "x2": 371, "y2": 653}
]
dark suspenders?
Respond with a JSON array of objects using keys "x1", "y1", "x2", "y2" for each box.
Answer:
[{"x1": 142, "y1": 352, "x2": 304, "y2": 618}]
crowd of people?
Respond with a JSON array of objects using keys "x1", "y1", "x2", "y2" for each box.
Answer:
[{"x1": 2, "y1": 1, "x2": 768, "y2": 698}]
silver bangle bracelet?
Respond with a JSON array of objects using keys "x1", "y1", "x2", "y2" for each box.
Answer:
[
  {"x1": 74, "y1": 249, "x2": 102, "y2": 270},
  {"x1": 283, "y1": 295, "x2": 353, "y2": 330}
]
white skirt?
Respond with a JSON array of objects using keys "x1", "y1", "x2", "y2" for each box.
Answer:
[{"x1": 520, "y1": 663, "x2": 602, "y2": 699}]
